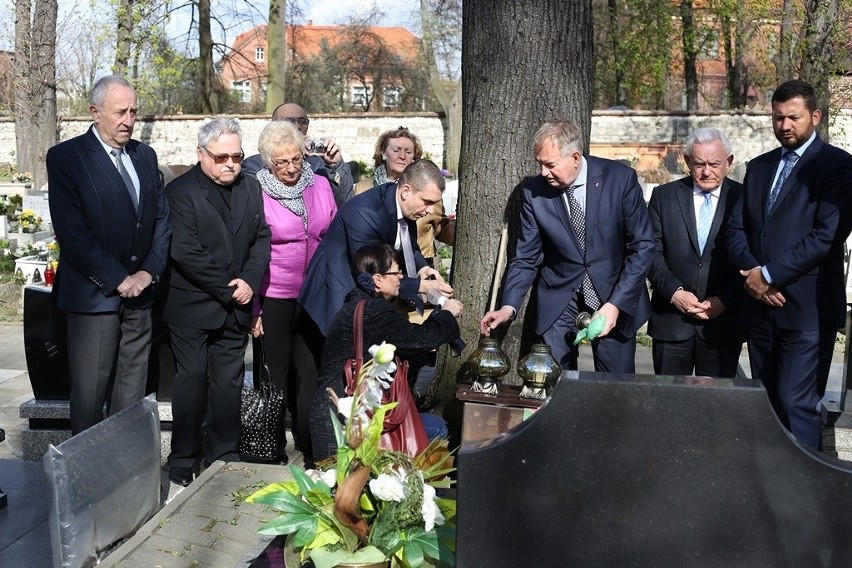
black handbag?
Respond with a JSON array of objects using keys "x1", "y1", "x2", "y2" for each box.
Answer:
[{"x1": 239, "y1": 336, "x2": 285, "y2": 461}]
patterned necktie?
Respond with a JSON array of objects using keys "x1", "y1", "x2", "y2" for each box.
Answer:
[
  {"x1": 696, "y1": 191, "x2": 713, "y2": 254},
  {"x1": 767, "y1": 151, "x2": 798, "y2": 212},
  {"x1": 397, "y1": 218, "x2": 417, "y2": 278},
  {"x1": 566, "y1": 185, "x2": 601, "y2": 310},
  {"x1": 110, "y1": 148, "x2": 139, "y2": 211}
]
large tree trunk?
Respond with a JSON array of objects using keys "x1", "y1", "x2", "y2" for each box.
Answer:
[
  {"x1": 799, "y1": 0, "x2": 841, "y2": 141},
  {"x1": 775, "y1": 0, "x2": 796, "y2": 84},
  {"x1": 14, "y1": 0, "x2": 57, "y2": 190},
  {"x1": 681, "y1": 0, "x2": 698, "y2": 110},
  {"x1": 113, "y1": 0, "x2": 134, "y2": 76},
  {"x1": 197, "y1": 0, "x2": 218, "y2": 113},
  {"x1": 265, "y1": 0, "x2": 286, "y2": 113},
  {"x1": 432, "y1": 0, "x2": 594, "y2": 408}
]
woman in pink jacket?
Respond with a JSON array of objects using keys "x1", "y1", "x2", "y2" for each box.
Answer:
[{"x1": 250, "y1": 120, "x2": 337, "y2": 464}]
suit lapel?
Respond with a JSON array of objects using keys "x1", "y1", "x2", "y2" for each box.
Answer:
[
  {"x1": 767, "y1": 135, "x2": 823, "y2": 220},
  {"x1": 551, "y1": 190, "x2": 579, "y2": 251},
  {"x1": 126, "y1": 144, "x2": 145, "y2": 219},
  {"x1": 675, "y1": 180, "x2": 701, "y2": 257},
  {"x1": 85, "y1": 128, "x2": 137, "y2": 214},
  {"x1": 230, "y1": 177, "x2": 248, "y2": 235},
  {"x1": 583, "y1": 158, "x2": 603, "y2": 251},
  {"x1": 382, "y1": 184, "x2": 400, "y2": 244}
]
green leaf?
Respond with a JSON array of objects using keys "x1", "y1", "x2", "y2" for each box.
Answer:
[
  {"x1": 356, "y1": 402, "x2": 397, "y2": 466},
  {"x1": 290, "y1": 516, "x2": 320, "y2": 548},
  {"x1": 330, "y1": 406, "x2": 345, "y2": 448},
  {"x1": 252, "y1": 489, "x2": 316, "y2": 515},
  {"x1": 290, "y1": 464, "x2": 317, "y2": 496},
  {"x1": 310, "y1": 545, "x2": 389, "y2": 568},
  {"x1": 245, "y1": 480, "x2": 299, "y2": 503}
]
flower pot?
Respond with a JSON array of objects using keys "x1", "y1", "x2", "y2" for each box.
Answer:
[{"x1": 335, "y1": 562, "x2": 390, "y2": 568}]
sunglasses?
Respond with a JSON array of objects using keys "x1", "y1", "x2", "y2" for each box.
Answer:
[{"x1": 201, "y1": 146, "x2": 245, "y2": 164}]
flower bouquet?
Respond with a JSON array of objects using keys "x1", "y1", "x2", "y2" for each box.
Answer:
[
  {"x1": 16, "y1": 209, "x2": 43, "y2": 233},
  {"x1": 247, "y1": 343, "x2": 456, "y2": 568}
]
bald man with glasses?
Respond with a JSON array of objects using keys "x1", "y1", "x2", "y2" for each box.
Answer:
[{"x1": 243, "y1": 102, "x2": 354, "y2": 206}]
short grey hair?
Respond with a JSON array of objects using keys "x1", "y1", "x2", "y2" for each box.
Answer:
[
  {"x1": 90, "y1": 75, "x2": 135, "y2": 108},
  {"x1": 684, "y1": 128, "x2": 732, "y2": 158},
  {"x1": 399, "y1": 159, "x2": 445, "y2": 192},
  {"x1": 198, "y1": 117, "x2": 242, "y2": 148},
  {"x1": 533, "y1": 120, "x2": 583, "y2": 157},
  {"x1": 257, "y1": 120, "x2": 304, "y2": 169}
]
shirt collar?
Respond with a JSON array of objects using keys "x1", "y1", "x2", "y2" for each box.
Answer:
[
  {"x1": 91, "y1": 125, "x2": 124, "y2": 154},
  {"x1": 785, "y1": 130, "x2": 817, "y2": 160},
  {"x1": 570, "y1": 156, "x2": 588, "y2": 190},
  {"x1": 693, "y1": 184, "x2": 722, "y2": 198}
]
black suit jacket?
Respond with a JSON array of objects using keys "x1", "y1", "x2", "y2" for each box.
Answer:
[
  {"x1": 501, "y1": 156, "x2": 654, "y2": 336},
  {"x1": 47, "y1": 127, "x2": 171, "y2": 312},
  {"x1": 647, "y1": 176, "x2": 747, "y2": 343},
  {"x1": 727, "y1": 134, "x2": 852, "y2": 331},
  {"x1": 298, "y1": 182, "x2": 427, "y2": 335},
  {"x1": 163, "y1": 165, "x2": 271, "y2": 329}
]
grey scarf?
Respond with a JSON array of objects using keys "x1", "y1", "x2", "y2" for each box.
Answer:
[{"x1": 257, "y1": 162, "x2": 314, "y2": 219}]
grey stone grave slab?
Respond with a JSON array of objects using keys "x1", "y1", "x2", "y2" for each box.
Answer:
[{"x1": 457, "y1": 371, "x2": 852, "y2": 568}]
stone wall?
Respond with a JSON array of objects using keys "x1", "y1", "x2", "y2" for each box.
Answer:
[{"x1": 1, "y1": 110, "x2": 851, "y2": 178}]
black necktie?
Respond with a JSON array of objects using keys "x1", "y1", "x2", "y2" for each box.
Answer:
[
  {"x1": 566, "y1": 185, "x2": 600, "y2": 310},
  {"x1": 110, "y1": 148, "x2": 139, "y2": 211}
]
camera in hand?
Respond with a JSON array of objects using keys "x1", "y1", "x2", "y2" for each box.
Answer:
[{"x1": 306, "y1": 138, "x2": 327, "y2": 155}]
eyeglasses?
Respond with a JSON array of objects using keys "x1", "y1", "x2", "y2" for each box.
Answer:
[
  {"x1": 381, "y1": 271, "x2": 404, "y2": 277},
  {"x1": 271, "y1": 156, "x2": 304, "y2": 169},
  {"x1": 201, "y1": 146, "x2": 244, "y2": 164},
  {"x1": 283, "y1": 117, "x2": 310, "y2": 126}
]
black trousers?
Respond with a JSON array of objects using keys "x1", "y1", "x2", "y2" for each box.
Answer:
[
  {"x1": 652, "y1": 335, "x2": 742, "y2": 378},
  {"x1": 168, "y1": 312, "x2": 247, "y2": 468},
  {"x1": 66, "y1": 308, "x2": 152, "y2": 435},
  {"x1": 258, "y1": 297, "x2": 318, "y2": 456}
]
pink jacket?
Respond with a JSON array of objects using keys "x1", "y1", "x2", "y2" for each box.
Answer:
[{"x1": 258, "y1": 176, "x2": 337, "y2": 301}]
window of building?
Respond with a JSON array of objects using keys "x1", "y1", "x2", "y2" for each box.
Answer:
[
  {"x1": 255, "y1": 47, "x2": 265, "y2": 62},
  {"x1": 352, "y1": 85, "x2": 373, "y2": 107},
  {"x1": 232, "y1": 80, "x2": 252, "y2": 103},
  {"x1": 383, "y1": 86, "x2": 402, "y2": 108},
  {"x1": 699, "y1": 31, "x2": 719, "y2": 59}
]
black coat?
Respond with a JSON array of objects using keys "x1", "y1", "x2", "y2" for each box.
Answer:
[
  {"x1": 310, "y1": 288, "x2": 460, "y2": 460},
  {"x1": 163, "y1": 165, "x2": 271, "y2": 329}
]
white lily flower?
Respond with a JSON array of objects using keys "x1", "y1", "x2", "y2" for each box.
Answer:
[
  {"x1": 421, "y1": 483, "x2": 446, "y2": 531},
  {"x1": 336, "y1": 396, "x2": 356, "y2": 419},
  {"x1": 366, "y1": 343, "x2": 397, "y2": 386},
  {"x1": 369, "y1": 342, "x2": 396, "y2": 364},
  {"x1": 362, "y1": 377, "x2": 384, "y2": 409},
  {"x1": 318, "y1": 469, "x2": 337, "y2": 488},
  {"x1": 369, "y1": 470, "x2": 407, "y2": 502}
]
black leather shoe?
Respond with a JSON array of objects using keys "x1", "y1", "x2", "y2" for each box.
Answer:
[{"x1": 169, "y1": 466, "x2": 194, "y2": 487}]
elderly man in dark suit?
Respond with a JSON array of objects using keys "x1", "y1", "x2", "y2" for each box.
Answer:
[
  {"x1": 481, "y1": 119, "x2": 654, "y2": 372},
  {"x1": 647, "y1": 128, "x2": 746, "y2": 377},
  {"x1": 163, "y1": 117, "x2": 271, "y2": 485},
  {"x1": 298, "y1": 159, "x2": 453, "y2": 337},
  {"x1": 727, "y1": 79, "x2": 852, "y2": 449},
  {"x1": 47, "y1": 75, "x2": 171, "y2": 435}
]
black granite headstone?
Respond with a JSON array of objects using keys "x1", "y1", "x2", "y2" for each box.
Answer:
[
  {"x1": 23, "y1": 285, "x2": 70, "y2": 400},
  {"x1": 457, "y1": 371, "x2": 852, "y2": 567}
]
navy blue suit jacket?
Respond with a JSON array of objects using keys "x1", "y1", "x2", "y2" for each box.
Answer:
[
  {"x1": 47, "y1": 127, "x2": 171, "y2": 312},
  {"x1": 501, "y1": 156, "x2": 654, "y2": 336},
  {"x1": 647, "y1": 176, "x2": 747, "y2": 343},
  {"x1": 298, "y1": 182, "x2": 426, "y2": 335},
  {"x1": 727, "y1": 134, "x2": 852, "y2": 331}
]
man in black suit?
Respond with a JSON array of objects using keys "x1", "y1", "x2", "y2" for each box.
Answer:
[
  {"x1": 727, "y1": 80, "x2": 852, "y2": 448},
  {"x1": 242, "y1": 102, "x2": 354, "y2": 205},
  {"x1": 647, "y1": 128, "x2": 746, "y2": 377},
  {"x1": 298, "y1": 159, "x2": 452, "y2": 337},
  {"x1": 47, "y1": 75, "x2": 171, "y2": 435},
  {"x1": 163, "y1": 117, "x2": 271, "y2": 485},
  {"x1": 481, "y1": 119, "x2": 654, "y2": 372}
]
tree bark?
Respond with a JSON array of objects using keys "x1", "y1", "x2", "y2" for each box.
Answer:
[
  {"x1": 265, "y1": 0, "x2": 287, "y2": 113},
  {"x1": 113, "y1": 0, "x2": 134, "y2": 76},
  {"x1": 799, "y1": 0, "x2": 841, "y2": 140},
  {"x1": 680, "y1": 0, "x2": 698, "y2": 110},
  {"x1": 431, "y1": 0, "x2": 594, "y2": 408},
  {"x1": 14, "y1": 0, "x2": 57, "y2": 190},
  {"x1": 775, "y1": 0, "x2": 796, "y2": 84},
  {"x1": 197, "y1": 0, "x2": 218, "y2": 113}
]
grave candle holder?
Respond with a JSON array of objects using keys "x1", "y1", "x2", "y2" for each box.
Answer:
[
  {"x1": 517, "y1": 343, "x2": 561, "y2": 399},
  {"x1": 466, "y1": 338, "x2": 510, "y2": 394}
]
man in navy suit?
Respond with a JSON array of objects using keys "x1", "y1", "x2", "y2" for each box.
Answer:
[
  {"x1": 727, "y1": 80, "x2": 852, "y2": 449},
  {"x1": 481, "y1": 119, "x2": 654, "y2": 372},
  {"x1": 47, "y1": 75, "x2": 171, "y2": 435},
  {"x1": 647, "y1": 128, "x2": 746, "y2": 377},
  {"x1": 298, "y1": 159, "x2": 452, "y2": 337}
]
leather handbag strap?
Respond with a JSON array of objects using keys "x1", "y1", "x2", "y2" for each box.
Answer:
[{"x1": 345, "y1": 299, "x2": 368, "y2": 395}]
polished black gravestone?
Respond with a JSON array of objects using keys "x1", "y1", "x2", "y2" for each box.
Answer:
[{"x1": 457, "y1": 372, "x2": 852, "y2": 568}]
